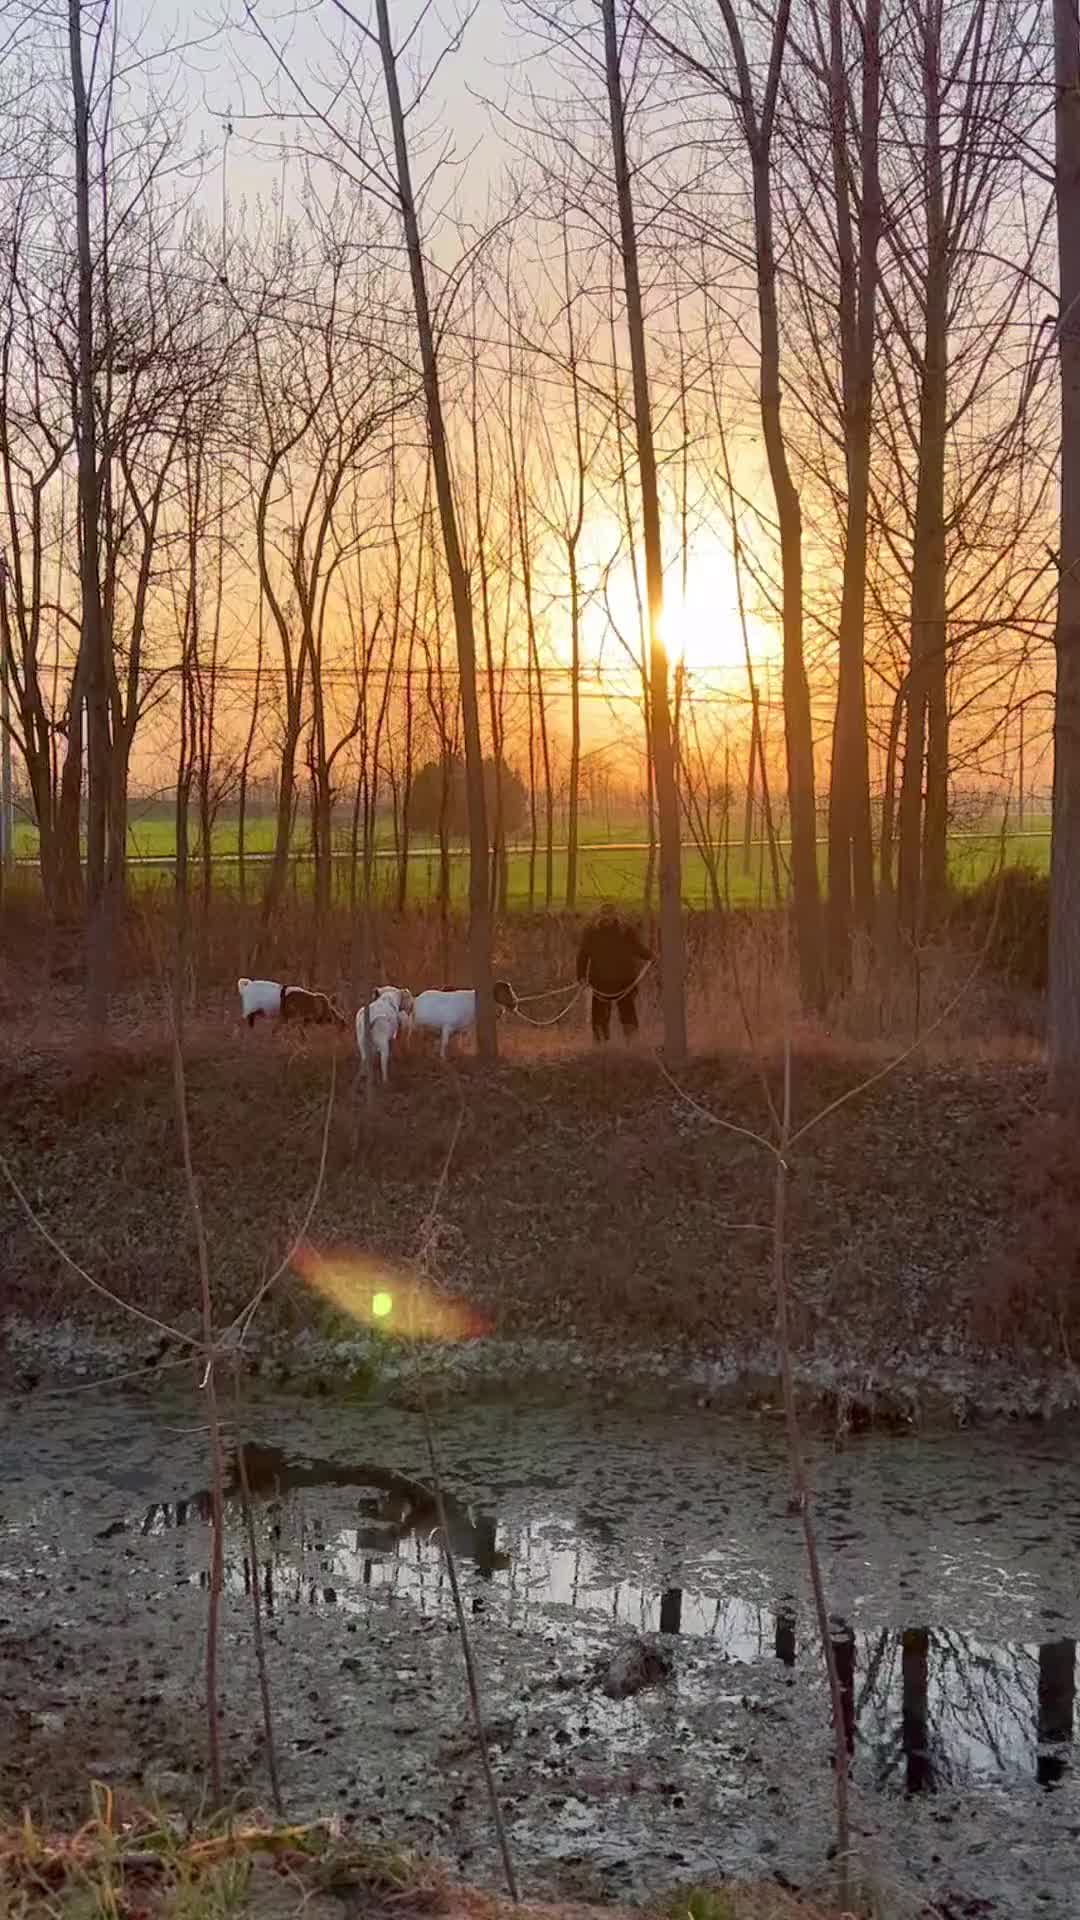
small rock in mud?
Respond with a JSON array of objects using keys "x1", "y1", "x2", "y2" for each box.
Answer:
[{"x1": 594, "y1": 1638, "x2": 673, "y2": 1700}]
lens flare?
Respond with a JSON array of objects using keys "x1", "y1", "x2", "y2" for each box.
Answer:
[{"x1": 292, "y1": 1243, "x2": 491, "y2": 1342}]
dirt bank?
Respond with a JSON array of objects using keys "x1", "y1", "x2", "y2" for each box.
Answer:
[{"x1": 1, "y1": 1037, "x2": 1074, "y2": 1416}]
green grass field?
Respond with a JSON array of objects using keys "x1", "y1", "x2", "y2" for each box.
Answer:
[{"x1": 11, "y1": 809, "x2": 1051, "y2": 910}]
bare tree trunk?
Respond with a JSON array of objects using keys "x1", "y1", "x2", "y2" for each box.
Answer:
[
  {"x1": 1049, "y1": 0, "x2": 1080, "y2": 1095},
  {"x1": 397, "y1": 631, "x2": 416, "y2": 915},
  {"x1": 68, "y1": 0, "x2": 111, "y2": 1025},
  {"x1": 566, "y1": 549, "x2": 582, "y2": 910},
  {"x1": 711, "y1": 0, "x2": 825, "y2": 1009},
  {"x1": 55, "y1": 666, "x2": 86, "y2": 917},
  {"x1": 751, "y1": 179, "x2": 822, "y2": 1005},
  {"x1": 438, "y1": 752, "x2": 452, "y2": 969},
  {"x1": 526, "y1": 627, "x2": 538, "y2": 911},
  {"x1": 878, "y1": 677, "x2": 906, "y2": 916},
  {"x1": 468, "y1": 329, "x2": 506, "y2": 920},
  {"x1": 825, "y1": 0, "x2": 880, "y2": 986},
  {"x1": 397, "y1": 622, "x2": 418, "y2": 913},
  {"x1": 510, "y1": 367, "x2": 553, "y2": 909},
  {"x1": 374, "y1": 0, "x2": 495, "y2": 1053},
  {"x1": 898, "y1": 6, "x2": 950, "y2": 938},
  {"x1": 175, "y1": 451, "x2": 201, "y2": 1024},
  {"x1": 561, "y1": 221, "x2": 588, "y2": 913},
  {"x1": 237, "y1": 594, "x2": 265, "y2": 907},
  {"x1": 601, "y1": 0, "x2": 686, "y2": 1063},
  {"x1": 743, "y1": 718, "x2": 757, "y2": 876}
]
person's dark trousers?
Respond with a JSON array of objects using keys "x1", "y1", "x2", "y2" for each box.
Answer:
[{"x1": 591, "y1": 988, "x2": 638, "y2": 1043}]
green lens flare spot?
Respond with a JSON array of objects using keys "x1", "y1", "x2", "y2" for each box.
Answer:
[{"x1": 372, "y1": 1291, "x2": 393, "y2": 1320}]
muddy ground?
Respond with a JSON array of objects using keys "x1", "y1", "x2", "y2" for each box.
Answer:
[{"x1": 0, "y1": 1386, "x2": 1076, "y2": 1919}]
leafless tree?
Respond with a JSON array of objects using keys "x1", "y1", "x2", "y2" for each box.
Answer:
[
  {"x1": 643, "y1": 0, "x2": 825, "y2": 1010},
  {"x1": 878, "y1": 0, "x2": 1048, "y2": 937},
  {"x1": 231, "y1": 202, "x2": 393, "y2": 934},
  {"x1": 600, "y1": 0, "x2": 687, "y2": 1059},
  {"x1": 1049, "y1": 0, "x2": 1080, "y2": 1092},
  {"x1": 781, "y1": 0, "x2": 880, "y2": 984},
  {"x1": 367, "y1": 0, "x2": 497, "y2": 1049},
  {"x1": 502, "y1": 317, "x2": 555, "y2": 905},
  {"x1": 528, "y1": 218, "x2": 604, "y2": 910},
  {"x1": 67, "y1": 0, "x2": 113, "y2": 1021},
  {"x1": 0, "y1": 149, "x2": 74, "y2": 914}
]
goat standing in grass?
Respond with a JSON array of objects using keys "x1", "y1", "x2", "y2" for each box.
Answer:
[
  {"x1": 280, "y1": 986, "x2": 347, "y2": 1027},
  {"x1": 356, "y1": 986, "x2": 414, "y2": 1084},
  {"x1": 238, "y1": 978, "x2": 282, "y2": 1028},
  {"x1": 411, "y1": 982, "x2": 517, "y2": 1059},
  {"x1": 238, "y1": 978, "x2": 345, "y2": 1030},
  {"x1": 374, "y1": 985, "x2": 415, "y2": 1034}
]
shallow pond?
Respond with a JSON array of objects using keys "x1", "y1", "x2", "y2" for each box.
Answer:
[{"x1": 0, "y1": 1388, "x2": 1077, "y2": 1915}]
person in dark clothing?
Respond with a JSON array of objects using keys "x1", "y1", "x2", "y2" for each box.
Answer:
[{"x1": 576, "y1": 905, "x2": 652, "y2": 1043}]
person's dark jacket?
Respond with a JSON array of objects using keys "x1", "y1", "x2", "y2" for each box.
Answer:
[{"x1": 576, "y1": 915, "x2": 651, "y2": 994}]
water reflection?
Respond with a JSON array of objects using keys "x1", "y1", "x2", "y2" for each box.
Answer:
[
  {"x1": 774, "y1": 1602, "x2": 797, "y2": 1667},
  {"x1": 832, "y1": 1617, "x2": 856, "y2": 1756},
  {"x1": 901, "y1": 1626, "x2": 933, "y2": 1793},
  {"x1": 1038, "y1": 1639, "x2": 1077, "y2": 1787},
  {"x1": 133, "y1": 1441, "x2": 1075, "y2": 1796},
  {"x1": 142, "y1": 1441, "x2": 509, "y2": 1575}
]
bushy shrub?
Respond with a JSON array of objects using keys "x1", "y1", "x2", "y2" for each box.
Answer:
[{"x1": 955, "y1": 864, "x2": 1048, "y2": 991}]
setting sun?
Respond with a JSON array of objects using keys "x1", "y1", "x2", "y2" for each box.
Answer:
[
  {"x1": 585, "y1": 538, "x2": 776, "y2": 680},
  {"x1": 659, "y1": 544, "x2": 771, "y2": 675}
]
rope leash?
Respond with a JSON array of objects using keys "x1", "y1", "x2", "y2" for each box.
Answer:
[
  {"x1": 512, "y1": 980, "x2": 580, "y2": 1005},
  {"x1": 588, "y1": 957, "x2": 654, "y2": 1002},
  {"x1": 511, "y1": 983, "x2": 585, "y2": 1028},
  {"x1": 509, "y1": 957, "x2": 654, "y2": 1027}
]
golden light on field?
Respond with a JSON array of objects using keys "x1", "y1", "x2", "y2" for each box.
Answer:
[{"x1": 293, "y1": 1244, "x2": 491, "y2": 1341}]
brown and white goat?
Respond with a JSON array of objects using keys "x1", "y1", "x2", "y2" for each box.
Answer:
[{"x1": 279, "y1": 986, "x2": 347, "y2": 1027}]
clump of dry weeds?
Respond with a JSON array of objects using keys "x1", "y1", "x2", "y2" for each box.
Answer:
[{"x1": 0, "y1": 1790, "x2": 860, "y2": 1920}]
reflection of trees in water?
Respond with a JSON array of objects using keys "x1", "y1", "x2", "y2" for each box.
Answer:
[
  {"x1": 134, "y1": 1463, "x2": 1076, "y2": 1792},
  {"x1": 660, "y1": 1588, "x2": 683, "y2": 1634},
  {"x1": 831, "y1": 1617, "x2": 856, "y2": 1754},
  {"x1": 774, "y1": 1602, "x2": 797, "y2": 1667},
  {"x1": 901, "y1": 1628, "x2": 933, "y2": 1792},
  {"x1": 853, "y1": 1626, "x2": 1074, "y2": 1792},
  {"x1": 141, "y1": 1443, "x2": 508, "y2": 1610},
  {"x1": 644, "y1": 1599, "x2": 1073, "y2": 1795},
  {"x1": 1038, "y1": 1640, "x2": 1076, "y2": 1787}
]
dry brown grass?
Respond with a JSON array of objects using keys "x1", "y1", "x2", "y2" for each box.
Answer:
[
  {"x1": 0, "y1": 977, "x2": 1069, "y2": 1383},
  {"x1": 0, "y1": 1794, "x2": 860, "y2": 1919},
  {"x1": 0, "y1": 1795, "x2": 340, "y2": 1918},
  {"x1": 0, "y1": 889, "x2": 1068, "y2": 1389},
  {"x1": 0, "y1": 885, "x2": 1045, "y2": 1069}
]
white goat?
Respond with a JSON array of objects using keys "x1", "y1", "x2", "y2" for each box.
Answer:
[
  {"x1": 356, "y1": 989, "x2": 408, "y2": 1083},
  {"x1": 411, "y1": 981, "x2": 516, "y2": 1059},
  {"x1": 238, "y1": 977, "x2": 283, "y2": 1027},
  {"x1": 374, "y1": 985, "x2": 415, "y2": 1035}
]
